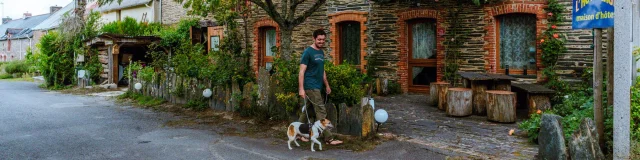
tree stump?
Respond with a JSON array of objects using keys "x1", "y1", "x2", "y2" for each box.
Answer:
[
  {"x1": 494, "y1": 80, "x2": 511, "y2": 91},
  {"x1": 528, "y1": 94, "x2": 551, "y2": 115},
  {"x1": 435, "y1": 82, "x2": 450, "y2": 111},
  {"x1": 472, "y1": 80, "x2": 490, "y2": 115},
  {"x1": 446, "y1": 88, "x2": 473, "y2": 117},
  {"x1": 430, "y1": 82, "x2": 449, "y2": 107},
  {"x1": 486, "y1": 90, "x2": 517, "y2": 123}
]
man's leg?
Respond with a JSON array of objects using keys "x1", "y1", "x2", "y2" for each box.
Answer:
[{"x1": 306, "y1": 89, "x2": 340, "y2": 143}]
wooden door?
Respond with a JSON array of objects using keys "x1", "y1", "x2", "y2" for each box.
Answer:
[
  {"x1": 339, "y1": 21, "x2": 361, "y2": 66},
  {"x1": 408, "y1": 19, "x2": 437, "y2": 93}
]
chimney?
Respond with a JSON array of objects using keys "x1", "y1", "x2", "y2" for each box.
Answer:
[
  {"x1": 23, "y1": 12, "x2": 32, "y2": 18},
  {"x1": 50, "y1": 6, "x2": 62, "y2": 14},
  {"x1": 2, "y1": 17, "x2": 11, "y2": 24}
]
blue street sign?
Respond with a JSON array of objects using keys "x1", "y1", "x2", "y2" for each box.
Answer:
[{"x1": 572, "y1": 0, "x2": 614, "y2": 29}]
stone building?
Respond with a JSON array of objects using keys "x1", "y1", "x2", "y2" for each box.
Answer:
[{"x1": 161, "y1": 0, "x2": 602, "y2": 93}]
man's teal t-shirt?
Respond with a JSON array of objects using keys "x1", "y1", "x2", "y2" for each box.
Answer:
[{"x1": 300, "y1": 46, "x2": 325, "y2": 90}]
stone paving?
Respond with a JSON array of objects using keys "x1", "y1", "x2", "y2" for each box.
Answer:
[{"x1": 376, "y1": 94, "x2": 538, "y2": 159}]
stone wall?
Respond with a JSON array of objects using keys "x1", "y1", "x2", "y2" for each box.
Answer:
[
  {"x1": 161, "y1": 0, "x2": 189, "y2": 25},
  {"x1": 211, "y1": 0, "x2": 599, "y2": 93}
]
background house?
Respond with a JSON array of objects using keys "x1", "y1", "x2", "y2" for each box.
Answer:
[
  {"x1": 0, "y1": 12, "x2": 53, "y2": 62},
  {"x1": 96, "y1": 0, "x2": 161, "y2": 23}
]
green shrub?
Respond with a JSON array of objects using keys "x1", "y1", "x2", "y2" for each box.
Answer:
[
  {"x1": 387, "y1": 80, "x2": 402, "y2": 95},
  {"x1": 632, "y1": 77, "x2": 640, "y2": 141},
  {"x1": 325, "y1": 62, "x2": 367, "y2": 106},
  {"x1": 273, "y1": 52, "x2": 300, "y2": 93},
  {"x1": 101, "y1": 17, "x2": 163, "y2": 36},
  {"x1": 185, "y1": 99, "x2": 208, "y2": 111},
  {"x1": 0, "y1": 73, "x2": 12, "y2": 79},
  {"x1": 518, "y1": 111, "x2": 543, "y2": 143},
  {"x1": 4, "y1": 61, "x2": 29, "y2": 74}
]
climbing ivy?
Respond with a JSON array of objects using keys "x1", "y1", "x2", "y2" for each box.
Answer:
[
  {"x1": 540, "y1": 0, "x2": 569, "y2": 100},
  {"x1": 443, "y1": 3, "x2": 468, "y2": 85}
]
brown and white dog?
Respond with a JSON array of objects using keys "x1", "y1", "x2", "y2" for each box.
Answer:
[{"x1": 287, "y1": 119, "x2": 333, "y2": 152}]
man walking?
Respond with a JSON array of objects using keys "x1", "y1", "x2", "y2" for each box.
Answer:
[{"x1": 298, "y1": 29, "x2": 343, "y2": 145}]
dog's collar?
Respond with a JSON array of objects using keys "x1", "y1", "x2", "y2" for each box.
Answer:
[{"x1": 314, "y1": 124, "x2": 324, "y2": 135}]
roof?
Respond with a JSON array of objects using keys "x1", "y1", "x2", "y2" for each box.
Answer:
[
  {"x1": 33, "y1": 3, "x2": 75, "y2": 31},
  {"x1": 85, "y1": 33, "x2": 161, "y2": 47},
  {"x1": 0, "y1": 13, "x2": 51, "y2": 40},
  {"x1": 96, "y1": 0, "x2": 151, "y2": 12}
]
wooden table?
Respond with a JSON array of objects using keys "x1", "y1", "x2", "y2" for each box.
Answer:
[{"x1": 457, "y1": 72, "x2": 517, "y2": 115}]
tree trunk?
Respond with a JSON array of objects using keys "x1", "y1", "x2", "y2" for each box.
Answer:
[
  {"x1": 280, "y1": 28, "x2": 294, "y2": 60},
  {"x1": 486, "y1": 90, "x2": 517, "y2": 123},
  {"x1": 472, "y1": 80, "x2": 489, "y2": 115},
  {"x1": 446, "y1": 88, "x2": 473, "y2": 117}
]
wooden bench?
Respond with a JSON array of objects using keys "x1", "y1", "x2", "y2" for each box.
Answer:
[{"x1": 511, "y1": 83, "x2": 555, "y2": 116}]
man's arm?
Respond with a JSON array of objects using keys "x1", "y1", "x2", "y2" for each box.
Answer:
[
  {"x1": 299, "y1": 64, "x2": 307, "y2": 98},
  {"x1": 323, "y1": 71, "x2": 331, "y2": 94}
]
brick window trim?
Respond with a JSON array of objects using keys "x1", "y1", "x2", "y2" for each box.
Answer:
[
  {"x1": 252, "y1": 18, "x2": 280, "y2": 77},
  {"x1": 328, "y1": 11, "x2": 368, "y2": 72},
  {"x1": 483, "y1": 2, "x2": 547, "y2": 78},
  {"x1": 396, "y1": 9, "x2": 444, "y2": 93},
  {"x1": 208, "y1": 26, "x2": 224, "y2": 53}
]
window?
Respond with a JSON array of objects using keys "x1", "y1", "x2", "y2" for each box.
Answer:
[
  {"x1": 210, "y1": 36, "x2": 220, "y2": 51},
  {"x1": 497, "y1": 14, "x2": 537, "y2": 74},
  {"x1": 260, "y1": 27, "x2": 276, "y2": 70},
  {"x1": 408, "y1": 19, "x2": 437, "y2": 91}
]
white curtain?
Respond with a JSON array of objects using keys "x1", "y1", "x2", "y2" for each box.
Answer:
[
  {"x1": 412, "y1": 22, "x2": 436, "y2": 60},
  {"x1": 265, "y1": 29, "x2": 276, "y2": 57},
  {"x1": 499, "y1": 14, "x2": 537, "y2": 69}
]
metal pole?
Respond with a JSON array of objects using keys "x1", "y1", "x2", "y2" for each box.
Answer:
[{"x1": 613, "y1": 0, "x2": 633, "y2": 158}]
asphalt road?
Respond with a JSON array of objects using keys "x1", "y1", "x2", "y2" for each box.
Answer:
[{"x1": 0, "y1": 81, "x2": 447, "y2": 160}]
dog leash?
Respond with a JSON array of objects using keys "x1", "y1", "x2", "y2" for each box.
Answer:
[{"x1": 302, "y1": 93, "x2": 329, "y2": 125}]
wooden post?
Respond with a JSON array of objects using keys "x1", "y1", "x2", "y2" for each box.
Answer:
[
  {"x1": 594, "y1": 28, "x2": 604, "y2": 148},
  {"x1": 446, "y1": 88, "x2": 473, "y2": 117},
  {"x1": 606, "y1": 28, "x2": 614, "y2": 107},
  {"x1": 485, "y1": 90, "x2": 517, "y2": 123}
]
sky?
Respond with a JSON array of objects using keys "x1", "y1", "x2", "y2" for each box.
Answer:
[{"x1": 0, "y1": 0, "x2": 72, "y2": 19}]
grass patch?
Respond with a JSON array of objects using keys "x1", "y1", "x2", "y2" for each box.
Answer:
[
  {"x1": 59, "y1": 86, "x2": 112, "y2": 95},
  {"x1": 118, "y1": 91, "x2": 165, "y2": 107},
  {"x1": 632, "y1": 141, "x2": 640, "y2": 160},
  {"x1": 0, "y1": 73, "x2": 12, "y2": 79}
]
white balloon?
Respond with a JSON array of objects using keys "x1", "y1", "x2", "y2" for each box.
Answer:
[
  {"x1": 134, "y1": 83, "x2": 142, "y2": 90},
  {"x1": 203, "y1": 89, "x2": 212, "y2": 98},
  {"x1": 375, "y1": 109, "x2": 388, "y2": 123}
]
